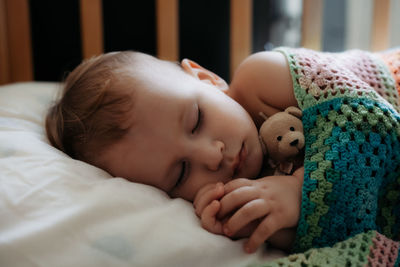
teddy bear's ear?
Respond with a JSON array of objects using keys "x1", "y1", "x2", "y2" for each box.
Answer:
[
  {"x1": 285, "y1": 106, "x2": 302, "y2": 118},
  {"x1": 259, "y1": 112, "x2": 269, "y2": 121}
]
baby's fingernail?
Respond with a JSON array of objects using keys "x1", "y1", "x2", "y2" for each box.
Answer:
[
  {"x1": 244, "y1": 244, "x2": 253, "y2": 254},
  {"x1": 223, "y1": 226, "x2": 231, "y2": 236}
]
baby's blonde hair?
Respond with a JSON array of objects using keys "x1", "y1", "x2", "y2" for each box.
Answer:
[{"x1": 46, "y1": 51, "x2": 141, "y2": 163}]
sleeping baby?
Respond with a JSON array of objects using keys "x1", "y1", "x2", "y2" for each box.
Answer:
[
  {"x1": 46, "y1": 47, "x2": 400, "y2": 256},
  {"x1": 45, "y1": 49, "x2": 304, "y2": 253}
]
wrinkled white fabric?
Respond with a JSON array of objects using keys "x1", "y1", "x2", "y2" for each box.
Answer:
[{"x1": 0, "y1": 82, "x2": 284, "y2": 267}]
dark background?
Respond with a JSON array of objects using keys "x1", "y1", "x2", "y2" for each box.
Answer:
[
  {"x1": 29, "y1": 0, "x2": 346, "y2": 82},
  {"x1": 28, "y1": 0, "x2": 282, "y2": 82},
  {"x1": 30, "y1": 0, "x2": 232, "y2": 82}
]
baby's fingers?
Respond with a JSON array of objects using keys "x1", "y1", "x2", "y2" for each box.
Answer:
[
  {"x1": 194, "y1": 183, "x2": 217, "y2": 209},
  {"x1": 224, "y1": 178, "x2": 252, "y2": 194},
  {"x1": 194, "y1": 183, "x2": 224, "y2": 216},
  {"x1": 201, "y1": 200, "x2": 223, "y2": 234},
  {"x1": 244, "y1": 216, "x2": 279, "y2": 254},
  {"x1": 223, "y1": 199, "x2": 269, "y2": 237},
  {"x1": 218, "y1": 186, "x2": 257, "y2": 219}
]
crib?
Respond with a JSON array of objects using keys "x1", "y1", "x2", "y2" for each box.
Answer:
[
  {"x1": 1, "y1": 0, "x2": 399, "y2": 85},
  {"x1": 0, "y1": 1, "x2": 399, "y2": 266}
]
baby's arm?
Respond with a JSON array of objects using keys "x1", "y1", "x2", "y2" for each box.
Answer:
[{"x1": 228, "y1": 51, "x2": 296, "y2": 128}]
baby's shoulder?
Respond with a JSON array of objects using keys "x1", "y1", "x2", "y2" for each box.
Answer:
[
  {"x1": 229, "y1": 51, "x2": 297, "y2": 127},
  {"x1": 233, "y1": 51, "x2": 288, "y2": 74}
]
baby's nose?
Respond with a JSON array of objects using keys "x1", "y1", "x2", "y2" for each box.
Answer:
[{"x1": 197, "y1": 140, "x2": 224, "y2": 171}]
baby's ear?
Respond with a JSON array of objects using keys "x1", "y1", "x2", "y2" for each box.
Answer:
[{"x1": 181, "y1": 59, "x2": 228, "y2": 91}]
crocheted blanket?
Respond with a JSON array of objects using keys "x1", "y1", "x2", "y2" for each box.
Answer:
[{"x1": 256, "y1": 47, "x2": 400, "y2": 266}]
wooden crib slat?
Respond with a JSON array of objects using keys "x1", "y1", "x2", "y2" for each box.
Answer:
[
  {"x1": 301, "y1": 0, "x2": 323, "y2": 50},
  {"x1": 156, "y1": 0, "x2": 179, "y2": 61},
  {"x1": 3, "y1": 0, "x2": 33, "y2": 82},
  {"x1": 371, "y1": 0, "x2": 390, "y2": 51},
  {"x1": 80, "y1": 0, "x2": 104, "y2": 59},
  {"x1": 230, "y1": 0, "x2": 253, "y2": 77},
  {"x1": 0, "y1": 0, "x2": 10, "y2": 84}
]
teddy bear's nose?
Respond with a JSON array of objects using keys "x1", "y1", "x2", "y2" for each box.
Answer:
[{"x1": 290, "y1": 139, "x2": 299, "y2": 146}]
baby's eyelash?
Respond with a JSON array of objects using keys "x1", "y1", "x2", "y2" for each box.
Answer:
[
  {"x1": 175, "y1": 106, "x2": 201, "y2": 188},
  {"x1": 192, "y1": 107, "x2": 202, "y2": 133},
  {"x1": 176, "y1": 161, "x2": 189, "y2": 187}
]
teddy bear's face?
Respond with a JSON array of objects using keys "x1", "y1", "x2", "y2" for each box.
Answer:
[{"x1": 259, "y1": 113, "x2": 304, "y2": 162}]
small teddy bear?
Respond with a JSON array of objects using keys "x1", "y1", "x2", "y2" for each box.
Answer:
[{"x1": 259, "y1": 106, "x2": 305, "y2": 175}]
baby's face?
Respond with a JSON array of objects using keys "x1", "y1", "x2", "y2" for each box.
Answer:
[{"x1": 98, "y1": 62, "x2": 263, "y2": 201}]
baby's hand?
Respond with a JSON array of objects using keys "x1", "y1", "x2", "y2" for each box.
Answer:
[
  {"x1": 218, "y1": 169, "x2": 303, "y2": 253},
  {"x1": 193, "y1": 182, "x2": 225, "y2": 234}
]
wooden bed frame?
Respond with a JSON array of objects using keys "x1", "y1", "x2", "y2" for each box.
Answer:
[{"x1": 0, "y1": 0, "x2": 393, "y2": 85}]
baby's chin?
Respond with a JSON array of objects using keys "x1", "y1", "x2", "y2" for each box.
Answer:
[{"x1": 253, "y1": 154, "x2": 264, "y2": 178}]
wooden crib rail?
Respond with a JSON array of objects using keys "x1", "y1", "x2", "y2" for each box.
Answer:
[
  {"x1": 230, "y1": 0, "x2": 252, "y2": 78},
  {"x1": 0, "y1": 0, "x2": 33, "y2": 84},
  {"x1": 156, "y1": 0, "x2": 179, "y2": 62},
  {"x1": 80, "y1": 0, "x2": 104, "y2": 60},
  {"x1": 0, "y1": 0, "x2": 394, "y2": 85},
  {"x1": 371, "y1": 0, "x2": 391, "y2": 51},
  {"x1": 301, "y1": 0, "x2": 323, "y2": 51}
]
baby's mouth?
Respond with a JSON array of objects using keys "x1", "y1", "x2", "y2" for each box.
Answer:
[{"x1": 232, "y1": 142, "x2": 246, "y2": 177}]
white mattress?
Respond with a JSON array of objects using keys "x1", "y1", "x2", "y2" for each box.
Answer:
[{"x1": 0, "y1": 82, "x2": 285, "y2": 267}]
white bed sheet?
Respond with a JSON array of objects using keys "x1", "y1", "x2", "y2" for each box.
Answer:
[{"x1": 0, "y1": 82, "x2": 285, "y2": 267}]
